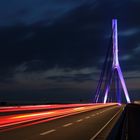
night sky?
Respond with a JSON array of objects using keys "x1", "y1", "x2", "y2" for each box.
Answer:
[{"x1": 0, "y1": 0, "x2": 140, "y2": 103}]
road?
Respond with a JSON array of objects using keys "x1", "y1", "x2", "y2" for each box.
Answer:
[{"x1": 0, "y1": 104, "x2": 124, "y2": 140}]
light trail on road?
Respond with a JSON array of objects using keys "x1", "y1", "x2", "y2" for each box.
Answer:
[
  {"x1": 0, "y1": 103, "x2": 117, "y2": 132},
  {"x1": 0, "y1": 103, "x2": 102, "y2": 113}
]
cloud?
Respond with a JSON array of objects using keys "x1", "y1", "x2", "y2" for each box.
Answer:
[
  {"x1": 13, "y1": 65, "x2": 99, "y2": 83},
  {"x1": 124, "y1": 71, "x2": 140, "y2": 79},
  {"x1": 120, "y1": 54, "x2": 132, "y2": 61},
  {"x1": 0, "y1": 0, "x2": 87, "y2": 26},
  {"x1": 133, "y1": 45, "x2": 140, "y2": 54},
  {"x1": 119, "y1": 28, "x2": 140, "y2": 37},
  {"x1": 0, "y1": 63, "x2": 99, "y2": 91},
  {"x1": 124, "y1": 70, "x2": 140, "y2": 90}
]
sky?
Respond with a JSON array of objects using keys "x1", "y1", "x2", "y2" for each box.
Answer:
[{"x1": 0, "y1": 0, "x2": 140, "y2": 103}]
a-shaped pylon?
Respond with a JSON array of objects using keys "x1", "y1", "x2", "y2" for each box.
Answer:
[{"x1": 103, "y1": 19, "x2": 131, "y2": 104}]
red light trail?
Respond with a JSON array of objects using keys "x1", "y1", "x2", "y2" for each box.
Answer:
[{"x1": 0, "y1": 103, "x2": 118, "y2": 132}]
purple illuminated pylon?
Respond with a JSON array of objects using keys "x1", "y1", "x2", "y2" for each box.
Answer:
[{"x1": 103, "y1": 19, "x2": 131, "y2": 103}]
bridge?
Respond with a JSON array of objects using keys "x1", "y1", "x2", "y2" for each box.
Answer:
[
  {"x1": 94, "y1": 19, "x2": 130, "y2": 104},
  {"x1": 0, "y1": 20, "x2": 139, "y2": 140}
]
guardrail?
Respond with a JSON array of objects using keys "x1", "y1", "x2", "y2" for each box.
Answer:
[{"x1": 107, "y1": 103, "x2": 140, "y2": 140}]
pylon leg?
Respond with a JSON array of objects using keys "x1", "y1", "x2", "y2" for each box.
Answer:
[
  {"x1": 117, "y1": 67, "x2": 131, "y2": 103},
  {"x1": 103, "y1": 69, "x2": 114, "y2": 103},
  {"x1": 115, "y1": 69, "x2": 121, "y2": 103}
]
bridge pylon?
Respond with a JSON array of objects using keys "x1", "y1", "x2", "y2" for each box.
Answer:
[
  {"x1": 94, "y1": 19, "x2": 131, "y2": 104},
  {"x1": 103, "y1": 19, "x2": 131, "y2": 104}
]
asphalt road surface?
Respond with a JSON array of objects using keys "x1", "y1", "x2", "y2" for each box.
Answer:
[{"x1": 0, "y1": 104, "x2": 123, "y2": 140}]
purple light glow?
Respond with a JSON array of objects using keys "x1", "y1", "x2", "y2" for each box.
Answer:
[
  {"x1": 95, "y1": 94, "x2": 100, "y2": 103},
  {"x1": 112, "y1": 19, "x2": 119, "y2": 67},
  {"x1": 104, "y1": 87, "x2": 109, "y2": 103},
  {"x1": 118, "y1": 103, "x2": 121, "y2": 106},
  {"x1": 104, "y1": 19, "x2": 131, "y2": 104},
  {"x1": 117, "y1": 67, "x2": 130, "y2": 103}
]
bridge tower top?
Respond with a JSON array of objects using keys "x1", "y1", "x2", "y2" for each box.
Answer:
[{"x1": 112, "y1": 19, "x2": 119, "y2": 68}]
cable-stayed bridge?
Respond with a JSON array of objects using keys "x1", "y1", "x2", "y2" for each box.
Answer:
[
  {"x1": 94, "y1": 19, "x2": 131, "y2": 104},
  {"x1": 1, "y1": 20, "x2": 139, "y2": 140}
]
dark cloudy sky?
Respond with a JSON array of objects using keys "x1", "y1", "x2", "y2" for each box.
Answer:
[{"x1": 0, "y1": 0, "x2": 140, "y2": 103}]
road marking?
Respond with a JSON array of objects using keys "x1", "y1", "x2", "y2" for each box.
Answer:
[
  {"x1": 63, "y1": 123, "x2": 73, "y2": 127},
  {"x1": 85, "y1": 116, "x2": 90, "y2": 119},
  {"x1": 89, "y1": 109, "x2": 122, "y2": 140},
  {"x1": 91, "y1": 114, "x2": 95, "y2": 117},
  {"x1": 40, "y1": 129, "x2": 56, "y2": 135},
  {"x1": 76, "y1": 119, "x2": 83, "y2": 122}
]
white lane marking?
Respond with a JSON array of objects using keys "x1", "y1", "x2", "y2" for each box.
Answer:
[
  {"x1": 40, "y1": 129, "x2": 56, "y2": 136},
  {"x1": 85, "y1": 116, "x2": 90, "y2": 119},
  {"x1": 76, "y1": 119, "x2": 83, "y2": 122},
  {"x1": 91, "y1": 114, "x2": 95, "y2": 117},
  {"x1": 63, "y1": 123, "x2": 73, "y2": 127},
  {"x1": 89, "y1": 108, "x2": 122, "y2": 140}
]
